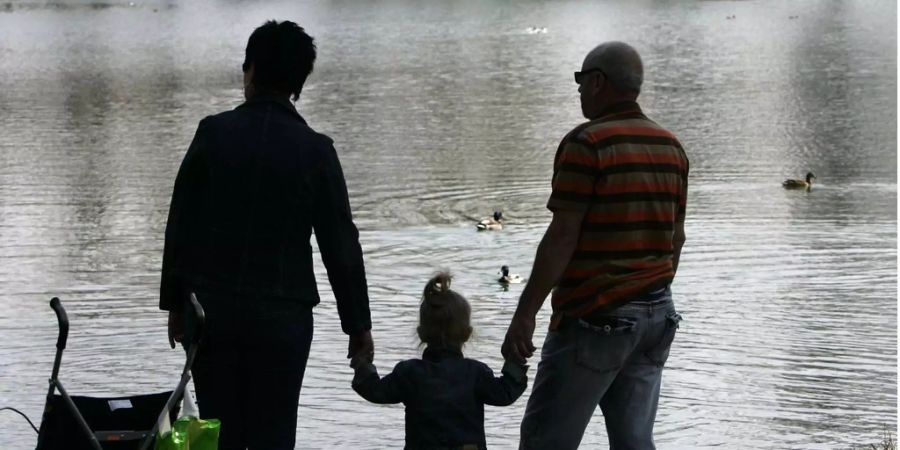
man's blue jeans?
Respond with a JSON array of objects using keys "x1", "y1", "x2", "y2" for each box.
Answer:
[{"x1": 520, "y1": 288, "x2": 681, "y2": 450}]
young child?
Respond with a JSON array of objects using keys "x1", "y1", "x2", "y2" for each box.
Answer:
[{"x1": 351, "y1": 272, "x2": 528, "y2": 450}]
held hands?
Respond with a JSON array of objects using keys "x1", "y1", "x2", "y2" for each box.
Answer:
[
  {"x1": 502, "y1": 312, "x2": 537, "y2": 365},
  {"x1": 348, "y1": 330, "x2": 375, "y2": 369},
  {"x1": 349, "y1": 355, "x2": 371, "y2": 370}
]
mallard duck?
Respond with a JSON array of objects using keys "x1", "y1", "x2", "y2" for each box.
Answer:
[
  {"x1": 783, "y1": 172, "x2": 816, "y2": 190},
  {"x1": 498, "y1": 265, "x2": 523, "y2": 284},
  {"x1": 477, "y1": 211, "x2": 503, "y2": 231}
]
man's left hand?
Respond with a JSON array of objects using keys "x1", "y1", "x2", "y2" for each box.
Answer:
[{"x1": 502, "y1": 313, "x2": 537, "y2": 365}]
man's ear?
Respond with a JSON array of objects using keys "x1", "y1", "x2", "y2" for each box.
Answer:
[{"x1": 592, "y1": 72, "x2": 605, "y2": 93}]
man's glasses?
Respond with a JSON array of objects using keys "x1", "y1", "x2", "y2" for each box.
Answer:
[{"x1": 574, "y1": 68, "x2": 605, "y2": 85}]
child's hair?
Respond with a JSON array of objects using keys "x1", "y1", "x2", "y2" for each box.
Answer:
[{"x1": 417, "y1": 272, "x2": 472, "y2": 349}]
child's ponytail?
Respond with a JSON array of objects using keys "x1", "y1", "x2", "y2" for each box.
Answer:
[{"x1": 423, "y1": 272, "x2": 453, "y2": 306}]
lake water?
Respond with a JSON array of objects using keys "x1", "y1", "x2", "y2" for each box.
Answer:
[{"x1": 0, "y1": 0, "x2": 896, "y2": 448}]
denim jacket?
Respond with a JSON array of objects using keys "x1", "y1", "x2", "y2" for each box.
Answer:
[
  {"x1": 353, "y1": 347, "x2": 527, "y2": 449},
  {"x1": 160, "y1": 95, "x2": 371, "y2": 334}
]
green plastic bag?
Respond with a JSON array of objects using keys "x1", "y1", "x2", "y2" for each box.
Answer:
[
  {"x1": 155, "y1": 415, "x2": 220, "y2": 450},
  {"x1": 155, "y1": 386, "x2": 220, "y2": 450}
]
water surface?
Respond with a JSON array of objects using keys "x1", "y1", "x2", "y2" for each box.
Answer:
[{"x1": 0, "y1": 0, "x2": 896, "y2": 448}]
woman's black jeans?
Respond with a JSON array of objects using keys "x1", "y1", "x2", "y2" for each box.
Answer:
[{"x1": 185, "y1": 290, "x2": 314, "y2": 450}]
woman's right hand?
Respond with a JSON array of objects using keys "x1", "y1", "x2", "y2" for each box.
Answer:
[
  {"x1": 168, "y1": 310, "x2": 184, "y2": 349},
  {"x1": 348, "y1": 329, "x2": 375, "y2": 367}
]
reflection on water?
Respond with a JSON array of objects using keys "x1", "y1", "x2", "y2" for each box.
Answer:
[{"x1": 0, "y1": 0, "x2": 896, "y2": 448}]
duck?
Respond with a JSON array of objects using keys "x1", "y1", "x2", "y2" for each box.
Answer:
[
  {"x1": 783, "y1": 172, "x2": 816, "y2": 190},
  {"x1": 477, "y1": 211, "x2": 503, "y2": 231},
  {"x1": 498, "y1": 266, "x2": 523, "y2": 284},
  {"x1": 726, "y1": 14, "x2": 736, "y2": 20},
  {"x1": 526, "y1": 26, "x2": 548, "y2": 34}
]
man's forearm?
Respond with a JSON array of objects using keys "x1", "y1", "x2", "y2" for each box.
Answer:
[{"x1": 516, "y1": 227, "x2": 579, "y2": 318}]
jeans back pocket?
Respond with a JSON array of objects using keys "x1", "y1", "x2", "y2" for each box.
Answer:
[{"x1": 575, "y1": 317, "x2": 638, "y2": 373}]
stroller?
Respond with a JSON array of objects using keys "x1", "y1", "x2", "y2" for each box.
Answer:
[{"x1": 34, "y1": 294, "x2": 205, "y2": 450}]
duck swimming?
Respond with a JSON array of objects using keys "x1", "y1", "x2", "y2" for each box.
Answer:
[
  {"x1": 477, "y1": 211, "x2": 503, "y2": 231},
  {"x1": 498, "y1": 266, "x2": 523, "y2": 284},
  {"x1": 783, "y1": 172, "x2": 816, "y2": 190}
]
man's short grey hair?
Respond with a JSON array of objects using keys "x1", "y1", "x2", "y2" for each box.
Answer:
[{"x1": 583, "y1": 41, "x2": 644, "y2": 94}]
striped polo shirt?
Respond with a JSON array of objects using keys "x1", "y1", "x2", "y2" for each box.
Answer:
[{"x1": 547, "y1": 101, "x2": 689, "y2": 329}]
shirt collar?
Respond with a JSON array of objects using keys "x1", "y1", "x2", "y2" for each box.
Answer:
[
  {"x1": 423, "y1": 345, "x2": 464, "y2": 362},
  {"x1": 595, "y1": 100, "x2": 644, "y2": 121},
  {"x1": 237, "y1": 93, "x2": 306, "y2": 124}
]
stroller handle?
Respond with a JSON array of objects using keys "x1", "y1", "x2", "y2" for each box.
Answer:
[{"x1": 49, "y1": 297, "x2": 69, "y2": 350}]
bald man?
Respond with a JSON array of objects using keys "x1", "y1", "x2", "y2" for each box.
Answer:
[{"x1": 502, "y1": 42, "x2": 689, "y2": 449}]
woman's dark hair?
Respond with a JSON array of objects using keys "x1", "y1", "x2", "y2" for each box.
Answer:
[
  {"x1": 417, "y1": 272, "x2": 472, "y2": 349},
  {"x1": 243, "y1": 20, "x2": 316, "y2": 101}
]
